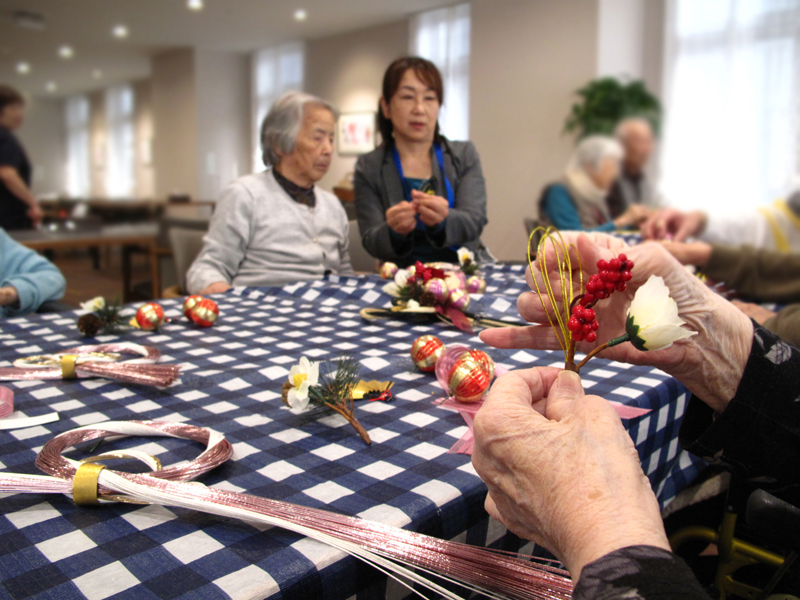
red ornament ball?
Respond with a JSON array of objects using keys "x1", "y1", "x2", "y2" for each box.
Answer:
[
  {"x1": 190, "y1": 298, "x2": 219, "y2": 328},
  {"x1": 135, "y1": 302, "x2": 165, "y2": 331},
  {"x1": 182, "y1": 295, "x2": 204, "y2": 320},
  {"x1": 448, "y1": 358, "x2": 491, "y2": 403},
  {"x1": 455, "y1": 349, "x2": 495, "y2": 380},
  {"x1": 410, "y1": 335, "x2": 445, "y2": 372}
]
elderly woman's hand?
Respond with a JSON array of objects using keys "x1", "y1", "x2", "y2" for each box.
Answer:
[
  {"x1": 642, "y1": 208, "x2": 707, "y2": 242},
  {"x1": 411, "y1": 190, "x2": 449, "y2": 227},
  {"x1": 472, "y1": 368, "x2": 670, "y2": 579},
  {"x1": 480, "y1": 233, "x2": 753, "y2": 413}
]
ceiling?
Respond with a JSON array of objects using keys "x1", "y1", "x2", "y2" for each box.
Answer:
[{"x1": 0, "y1": 0, "x2": 455, "y2": 98}]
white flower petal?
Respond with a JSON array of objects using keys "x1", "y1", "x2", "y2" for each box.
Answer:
[
  {"x1": 627, "y1": 275, "x2": 697, "y2": 351},
  {"x1": 383, "y1": 282, "x2": 401, "y2": 297},
  {"x1": 287, "y1": 387, "x2": 310, "y2": 411},
  {"x1": 307, "y1": 361, "x2": 319, "y2": 386},
  {"x1": 639, "y1": 322, "x2": 696, "y2": 350}
]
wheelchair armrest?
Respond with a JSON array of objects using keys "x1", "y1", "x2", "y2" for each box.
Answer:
[{"x1": 746, "y1": 489, "x2": 800, "y2": 551}]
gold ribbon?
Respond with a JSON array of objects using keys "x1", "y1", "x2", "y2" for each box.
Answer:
[
  {"x1": 60, "y1": 355, "x2": 78, "y2": 379},
  {"x1": 72, "y1": 462, "x2": 106, "y2": 505}
]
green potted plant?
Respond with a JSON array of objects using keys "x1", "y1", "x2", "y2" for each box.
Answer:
[{"x1": 564, "y1": 77, "x2": 662, "y2": 139}]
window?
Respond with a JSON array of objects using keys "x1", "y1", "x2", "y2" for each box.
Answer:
[
  {"x1": 105, "y1": 85, "x2": 135, "y2": 198},
  {"x1": 65, "y1": 95, "x2": 90, "y2": 197},
  {"x1": 251, "y1": 42, "x2": 305, "y2": 171},
  {"x1": 661, "y1": 0, "x2": 800, "y2": 212},
  {"x1": 410, "y1": 2, "x2": 471, "y2": 141}
]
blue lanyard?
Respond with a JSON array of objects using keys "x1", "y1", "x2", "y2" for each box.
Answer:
[{"x1": 392, "y1": 143, "x2": 455, "y2": 208}]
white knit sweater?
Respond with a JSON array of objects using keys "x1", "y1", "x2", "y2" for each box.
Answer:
[{"x1": 186, "y1": 169, "x2": 354, "y2": 293}]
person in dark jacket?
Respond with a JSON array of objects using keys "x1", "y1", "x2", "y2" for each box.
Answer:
[
  {"x1": 354, "y1": 57, "x2": 487, "y2": 267},
  {"x1": 0, "y1": 85, "x2": 41, "y2": 230}
]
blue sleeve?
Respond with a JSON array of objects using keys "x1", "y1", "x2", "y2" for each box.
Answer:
[
  {"x1": 0, "y1": 230, "x2": 66, "y2": 317},
  {"x1": 543, "y1": 185, "x2": 616, "y2": 232}
]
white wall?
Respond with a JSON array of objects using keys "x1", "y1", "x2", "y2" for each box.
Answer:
[
  {"x1": 598, "y1": 0, "x2": 645, "y2": 79},
  {"x1": 470, "y1": 0, "x2": 600, "y2": 261},
  {"x1": 195, "y1": 50, "x2": 250, "y2": 200},
  {"x1": 16, "y1": 97, "x2": 66, "y2": 196},
  {"x1": 306, "y1": 20, "x2": 409, "y2": 192}
]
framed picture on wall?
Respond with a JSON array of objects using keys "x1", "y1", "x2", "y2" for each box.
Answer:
[{"x1": 337, "y1": 112, "x2": 376, "y2": 155}]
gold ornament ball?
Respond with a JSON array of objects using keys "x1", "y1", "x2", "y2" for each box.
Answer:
[
  {"x1": 448, "y1": 287, "x2": 470, "y2": 311},
  {"x1": 380, "y1": 262, "x2": 399, "y2": 279},
  {"x1": 456, "y1": 349, "x2": 495, "y2": 380},
  {"x1": 190, "y1": 298, "x2": 220, "y2": 328},
  {"x1": 410, "y1": 335, "x2": 445, "y2": 372},
  {"x1": 135, "y1": 302, "x2": 165, "y2": 331},
  {"x1": 448, "y1": 357, "x2": 491, "y2": 403},
  {"x1": 182, "y1": 295, "x2": 204, "y2": 320}
]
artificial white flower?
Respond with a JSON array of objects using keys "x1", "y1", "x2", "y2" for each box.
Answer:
[
  {"x1": 286, "y1": 356, "x2": 319, "y2": 410},
  {"x1": 382, "y1": 268, "x2": 413, "y2": 298},
  {"x1": 457, "y1": 247, "x2": 475, "y2": 266},
  {"x1": 80, "y1": 296, "x2": 106, "y2": 312},
  {"x1": 625, "y1": 275, "x2": 697, "y2": 351}
]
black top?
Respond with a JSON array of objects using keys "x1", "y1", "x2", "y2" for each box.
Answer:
[
  {"x1": 0, "y1": 126, "x2": 32, "y2": 230},
  {"x1": 272, "y1": 168, "x2": 316, "y2": 209}
]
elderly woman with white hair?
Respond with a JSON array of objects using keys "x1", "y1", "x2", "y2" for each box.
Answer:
[
  {"x1": 187, "y1": 91, "x2": 354, "y2": 295},
  {"x1": 538, "y1": 136, "x2": 650, "y2": 232}
]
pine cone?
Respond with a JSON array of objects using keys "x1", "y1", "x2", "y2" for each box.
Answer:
[
  {"x1": 419, "y1": 292, "x2": 437, "y2": 307},
  {"x1": 77, "y1": 313, "x2": 104, "y2": 338}
]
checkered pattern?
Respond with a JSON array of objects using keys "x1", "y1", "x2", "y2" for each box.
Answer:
[{"x1": 0, "y1": 264, "x2": 706, "y2": 600}]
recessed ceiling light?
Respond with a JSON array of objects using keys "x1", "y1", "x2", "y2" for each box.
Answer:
[
  {"x1": 58, "y1": 45, "x2": 74, "y2": 59},
  {"x1": 45, "y1": 81, "x2": 57, "y2": 93},
  {"x1": 112, "y1": 25, "x2": 128, "y2": 38},
  {"x1": 187, "y1": 0, "x2": 203, "y2": 10},
  {"x1": 92, "y1": 69, "x2": 103, "y2": 79},
  {"x1": 293, "y1": 8, "x2": 307, "y2": 21},
  {"x1": 16, "y1": 62, "x2": 30, "y2": 74}
]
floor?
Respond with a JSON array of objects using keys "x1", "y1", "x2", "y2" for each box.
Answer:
[{"x1": 51, "y1": 249, "x2": 152, "y2": 308}]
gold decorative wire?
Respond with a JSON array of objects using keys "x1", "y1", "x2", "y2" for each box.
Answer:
[{"x1": 527, "y1": 227, "x2": 583, "y2": 368}]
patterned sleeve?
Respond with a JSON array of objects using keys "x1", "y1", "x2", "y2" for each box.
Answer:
[
  {"x1": 573, "y1": 546, "x2": 710, "y2": 599},
  {"x1": 679, "y1": 324, "x2": 800, "y2": 504}
]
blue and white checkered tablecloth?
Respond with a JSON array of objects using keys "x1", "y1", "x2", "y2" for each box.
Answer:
[{"x1": 0, "y1": 264, "x2": 707, "y2": 600}]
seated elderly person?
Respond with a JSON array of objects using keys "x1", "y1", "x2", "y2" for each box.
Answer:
[
  {"x1": 0, "y1": 228, "x2": 65, "y2": 317},
  {"x1": 605, "y1": 117, "x2": 661, "y2": 218},
  {"x1": 475, "y1": 232, "x2": 800, "y2": 598},
  {"x1": 187, "y1": 91, "x2": 354, "y2": 295},
  {"x1": 539, "y1": 136, "x2": 650, "y2": 232}
]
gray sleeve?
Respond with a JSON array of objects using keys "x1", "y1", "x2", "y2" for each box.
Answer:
[
  {"x1": 435, "y1": 141, "x2": 488, "y2": 249},
  {"x1": 338, "y1": 212, "x2": 356, "y2": 276},
  {"x1": 186, "y1": 181, "x2": 254, "y2": 294},
  {"x1": 354, "y1": 154, "x2": 411, "y2": 262}
]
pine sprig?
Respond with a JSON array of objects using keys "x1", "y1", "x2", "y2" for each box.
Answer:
[{"x1": 307, "y1": 355, "x2": 371, "y2": 445}]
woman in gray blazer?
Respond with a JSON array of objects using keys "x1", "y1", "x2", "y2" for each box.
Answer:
[{"x1": 354, "y1": 57, "x2": 488, "y2": 267}]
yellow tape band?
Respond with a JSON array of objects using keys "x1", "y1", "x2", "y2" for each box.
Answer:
[
  {"x1": 72, "y1": 462, "x2": 107, "y2": 505},
  {"x1": 60, "y1": 355, "x2": 78, "y2": 379},
  {"x1": 758, "y1": 206, "x2": 790, "y2": 253}
]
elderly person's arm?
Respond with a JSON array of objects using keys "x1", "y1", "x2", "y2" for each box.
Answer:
[
  {"x1": 337, "y1": 214, "x2": 355, "y2": 276},
  {"x1": 0, "y1": 230, "x2": 65, "y2": 316},
  {"x1": 186, "y1": 182, "x2": 253, "y2": 296}
]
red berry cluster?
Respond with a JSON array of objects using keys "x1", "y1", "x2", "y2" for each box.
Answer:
[{"x1": 568, "y1": 253, "x2": 634, "y2": 343}]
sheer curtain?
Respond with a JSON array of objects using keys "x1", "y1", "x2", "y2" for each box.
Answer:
[
  {"x1": 65, "y1": 95, "x2": 90, "y2": 197},
  {"x1": 105, "y1": 85, "x2": 135, "y2": 198},
  {"x1": 410, "y1": 2, "x2": 471, "y2": 141},
  {"x1": 251, "y1": 42, "x2": 304, "y2": 171},
  {"x1": 661, "y1": 0, "x2": 800, "y2": 212}
]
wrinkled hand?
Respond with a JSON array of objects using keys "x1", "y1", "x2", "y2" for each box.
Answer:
[
  {"x1": 0, "y1": 286, "x2": 20, "y2": 307},
  {"x1": 386, "y1": 201, "x2": 417, "y2": 236},
  {"x1": 198, "y1": 282, "x2": 232, "y2": 295},
  {"x1": 642, "y1": 208, "x2": 707, "y2": 242},
  {"x1": 480, "y1": 232, "x2": 753, "y2": 412},
  {"x1": 660, "y1": 240, "x2": 713, "y2": 267},
  {"x1": 472, "y1": 368, "x2": 669, "y2": 579},
  {"x1": 411, "y1": 191, "x2": 449, "y2": 227},
  {"x1": 731, "y1": 300, "x2": 776, "y2": 325}
]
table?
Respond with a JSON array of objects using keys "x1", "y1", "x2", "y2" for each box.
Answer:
[
  {"x1": 9, "y1": 223, "x2": 162, "y2": 301},
  {"x1": 0, "y1": 265, "x2": 707, "y2": 600}
]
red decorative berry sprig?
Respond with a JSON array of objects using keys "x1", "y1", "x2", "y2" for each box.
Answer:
[{"x1": 568, "y1": 253, "x2": 634, "y2": 343}]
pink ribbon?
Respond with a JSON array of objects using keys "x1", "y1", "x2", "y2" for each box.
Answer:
[{"x1": 0, "y1": 386, "x2": 13, "y2": 419}]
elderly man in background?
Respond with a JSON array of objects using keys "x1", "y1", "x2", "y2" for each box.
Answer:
[
  {"x1": 606, "y1": 117, "x2": 660, "y2": 219},
  {"x1": 187, "y1": 91, "x2": 354, "y2": 296}
]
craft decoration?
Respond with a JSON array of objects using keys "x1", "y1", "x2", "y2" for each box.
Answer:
[
  {"x1": 455, "y1": 349, "x2": 495, "y2": 380},
  {"x1": 410, "y1": 335, "x2": 446, "y2": 372},
  {"x1": 466, "y1": 275, "x2": 486, "y2": 294},
  {"x1": 282, "y1": 355, "x2": 372, "y2": 445},
  {"x1": 188, "y1": 298, "x2": 219, "y2": 328},
  {"x1": 135, "y1": 302, "x2": 165, "y2": 331},
  {"x1": 77, "y1": 296, "x2": 131, "y2": 337},
  {"x1": 0, "y1": 421, "x2": 573, "y2": 599},
  {"x1": 182, "y1": 295, "x2": 204, "y2": 319},
  {"x1": 528, "y1": 227, "x2": 695, "y2": 373},
  {"x1": 448, "y1": 358, "x2": 492, "y2": 404},
  {"x1": 0, "y1": 385, "x2": 59, "y2": 430},
  {"x1": 0, "y1": 343, "x2": 180, "y2": 387},
  {"x1": 457, "y1": 247, "x2": 480, "y2": 276},
  {"x1": 351, "y1": 380, "x2": 394, "y2": 401},
  {"x1": 379, "y1": 262, "x2": 399, "y2": 279}
]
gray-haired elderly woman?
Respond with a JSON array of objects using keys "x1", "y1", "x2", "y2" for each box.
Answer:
[
  {"x1": 538, "y1": 135, "x2": 650, "y2": 232},
  {"x1": 187, "y1": 91, "x2": 354, "y2": 295}
]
